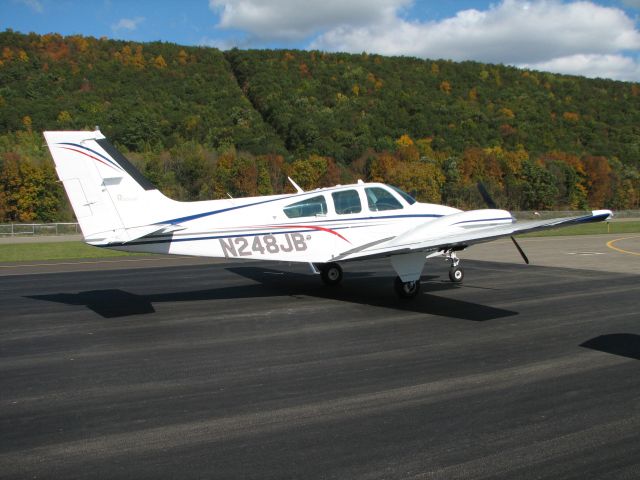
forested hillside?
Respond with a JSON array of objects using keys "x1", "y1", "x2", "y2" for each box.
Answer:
[{"x1": 0, "y1": 30, "x2": 638, "y2": 222}]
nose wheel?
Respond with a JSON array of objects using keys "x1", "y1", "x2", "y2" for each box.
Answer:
[{"x1": 449, "y1": 265, "x2": 464, "y2": 283}]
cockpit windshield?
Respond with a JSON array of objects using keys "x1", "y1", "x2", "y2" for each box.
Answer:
[{"x1": 388, "y1": 185, "x2": 416, "y2": 205}]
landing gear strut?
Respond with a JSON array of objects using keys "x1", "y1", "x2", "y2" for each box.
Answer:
[
  {"x1": 319, "y1": 262, "x2": 343, "y2": 286},
  {"x1": 445, "y1": 250, "x2": 464, "y2": 283},
  {"x1": 394, "y1": 276, "x2": 421, "y2": 299}
]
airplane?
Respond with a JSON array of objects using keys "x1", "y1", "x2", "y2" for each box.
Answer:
[{"x1": 44, "y1": 129, "x2": 612, "y2": 299}]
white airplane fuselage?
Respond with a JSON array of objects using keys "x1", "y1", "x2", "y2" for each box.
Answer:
[{"x1": 109, "y1": 184, "x2": 470, "y2": 264}]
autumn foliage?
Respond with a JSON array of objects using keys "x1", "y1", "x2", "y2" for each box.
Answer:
[{"x1": 0, "y1": 30, "x2": 638, "y2": 222}]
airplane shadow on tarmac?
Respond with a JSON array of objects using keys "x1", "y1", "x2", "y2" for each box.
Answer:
[
  {"x1": 27, "y1": 266, "x2": 518, "y2": 321},
  {"x1": 581, "y1": 334, "x2": 640, "y2": 360}
]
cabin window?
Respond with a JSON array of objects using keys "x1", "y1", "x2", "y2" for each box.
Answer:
[
  {"x1": 332, "y1": 190, "x2": 362, "y2": 214},
  {"x1": 283, "y1": 195, "x2": 327, "y2": 218},
  {"x1": 365, "y1": 187, "x2": 403, "y2": 211}
]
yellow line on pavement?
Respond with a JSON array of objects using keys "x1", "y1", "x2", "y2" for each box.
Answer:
[{"x1": 606, "y1": 236, "x2": 640, "y2": 256}]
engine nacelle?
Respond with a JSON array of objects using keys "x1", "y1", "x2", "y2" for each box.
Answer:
[{"x1": 390, "y1": 209, "x2": 513, "y2": 246}]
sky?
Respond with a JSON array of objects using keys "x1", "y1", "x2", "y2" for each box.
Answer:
[{"x1": 3, "y1": 0, "x2": 640, "y2": 81}]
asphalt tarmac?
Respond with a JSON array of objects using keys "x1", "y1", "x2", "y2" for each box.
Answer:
[{"x1": 1, "y1": 235, "x2": 639, "y2": 479}]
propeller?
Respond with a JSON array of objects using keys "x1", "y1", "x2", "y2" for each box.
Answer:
[{"x1": 476, "y1": 181, "x2": 529, "y2": 265}]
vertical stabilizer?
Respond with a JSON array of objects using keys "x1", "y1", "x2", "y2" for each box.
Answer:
[{"x1": 44, "y1": 130, "x2": 171, "y2": 244}]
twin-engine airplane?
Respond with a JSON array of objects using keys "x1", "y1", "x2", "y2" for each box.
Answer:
[{"x1": 44, "y1": 130, "x2": 612, "y2": 298}]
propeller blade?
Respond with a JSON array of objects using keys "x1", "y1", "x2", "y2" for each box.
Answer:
[
  {"x1": 477, "y1": 181, "x2": 498, "y2": 209},
  {"x1": 511, "y1": 236, "x2": 530, "y2": 264},
  {"x1": 477, "y1": 182, "x2": 529, "y2": 265}
]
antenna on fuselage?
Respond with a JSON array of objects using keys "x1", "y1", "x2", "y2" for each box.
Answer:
[{"x1": 288, "y1": 176, "x2": 304, "y2": 193}]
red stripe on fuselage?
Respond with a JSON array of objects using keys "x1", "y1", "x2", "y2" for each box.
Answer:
[{"x1": 263, "y1": 224, "x2": 351, "y2": 244}]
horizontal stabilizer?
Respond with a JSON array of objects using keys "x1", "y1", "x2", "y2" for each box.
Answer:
[{"x1": 84, "y1": 224, "x2": 184, "y2": 246}]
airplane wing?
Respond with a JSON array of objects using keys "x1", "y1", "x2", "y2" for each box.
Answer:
[{"x1": 334, "y1": 209, "x2": 612, "y2": 262}]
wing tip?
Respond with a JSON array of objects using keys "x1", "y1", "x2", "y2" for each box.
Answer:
[{"x1": 592, "y1": 209, "x2": 613, "y2": 220}]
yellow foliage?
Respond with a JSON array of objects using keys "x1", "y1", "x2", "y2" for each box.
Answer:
[
  {"x1": 352, "y1": 83, "x2": 360, "y2": 96},
  {"x1": 57, "y1": 111, "x2": 72, "y2": 123},
  {"x1": 396, "y1": 134, "x2": 414, "y2": 148},
  {"x1": 286, "y1": 155, "x2": 329, "y2": 190},
  {"x1": 439, "y1": 80, "x2": 452, "y2": 94},
  {"x1": 178, "y1": 49, "x2": 188, "y2": 65},
  {"x1": 121, "y1": 45, "x2": 132, "y2": 59},
  {"x1": 431, "y1": 63, "x2": 439, "y2": 75},
  {"x1": 368, "y1": 152, "x2": 397, "y2": 183},
  {"x1": 2, "y1": 47, "x2": 13, "y2": 62},
  {"x1": 562, "y1": 111, "x2": 580, "y2": 122},
  {"x1": 72, "y1": 36, "x2": 89, "y2": 52},
  {"x1": 154, "y1": 55, "x2": 167, "y2": 69},
  {"x1": 117, "y1": 45, "x2": 145, "y2": 69},
  {"x1": 370, "y1": 152, "x2": 445, "y2": 203},
  {"x1": 499, "y1": 107, "x2": 515, "y2": 119},
  {"x1": 394, "y1": 162, "x2": 445, "y2": 203},
  {"x1": 132, "y1": 45, "x2": 145, "y2": 69},
  {"x1": 18, "y1": 50, "x2": 29, "y2": 62},
  {"x1": 22, "y1": 115, "x2": 32, "y2": 131}
]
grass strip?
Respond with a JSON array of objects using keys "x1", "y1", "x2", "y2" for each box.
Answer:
[
  {"x1": 519, "y1": 220, "x2": 640, "y2": 237},
  {"x1": 0, "y1": 241, "x2": 144, "y2": 262}
]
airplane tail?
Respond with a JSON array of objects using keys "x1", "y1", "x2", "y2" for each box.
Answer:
[{"x1": 44, "y1": 129, "x2": 177, "y2": 245}]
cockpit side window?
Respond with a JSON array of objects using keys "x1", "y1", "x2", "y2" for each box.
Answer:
[
  {"x1": 283, "y1": 195, "x2": 327, "y2": 218},
  {"x1": 332, "y1": 190, "x2": 362, "y2": 214},
  {"x1": 365, "y1": 187, "x2": 403, "y2": 211}
]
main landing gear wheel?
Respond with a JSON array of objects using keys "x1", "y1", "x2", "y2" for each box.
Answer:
[
  {"x1": 449, "y1": 265, "x2": 464, "y2": 283},
  {"x1": 394, "y1": 276, "x2": 421, "y2": 299},
  {"x1": 444, "y1": 249, "x2": 464, "y2": 283},
  {"x1": 320, "y1": 262, "x2": 343, "y2": 286}
]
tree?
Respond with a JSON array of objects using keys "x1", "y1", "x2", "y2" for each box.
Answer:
[
  {"x1": 582, "y1": 156, "x2": 612, "y2": 207},
  {"x1": 0, "y1": 152, "x2": 62, "y2": 222},
  {"x1": 520, "y1": 160, "x2": 559, "y2": 210},
  {"x1": 154, "y1": 55, "x2": 167, "y2": 69}
]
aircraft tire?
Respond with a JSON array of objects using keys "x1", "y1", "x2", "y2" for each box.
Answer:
[
  {"x1": 449, "y1": 265, "x2": 464, "y2": 283},
  {"x1": 320, "y1": 263, "x2": 343, "y2": 286},
  {"x1": 394, "y1": 276, "x2": 421, "y2": 299}
]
